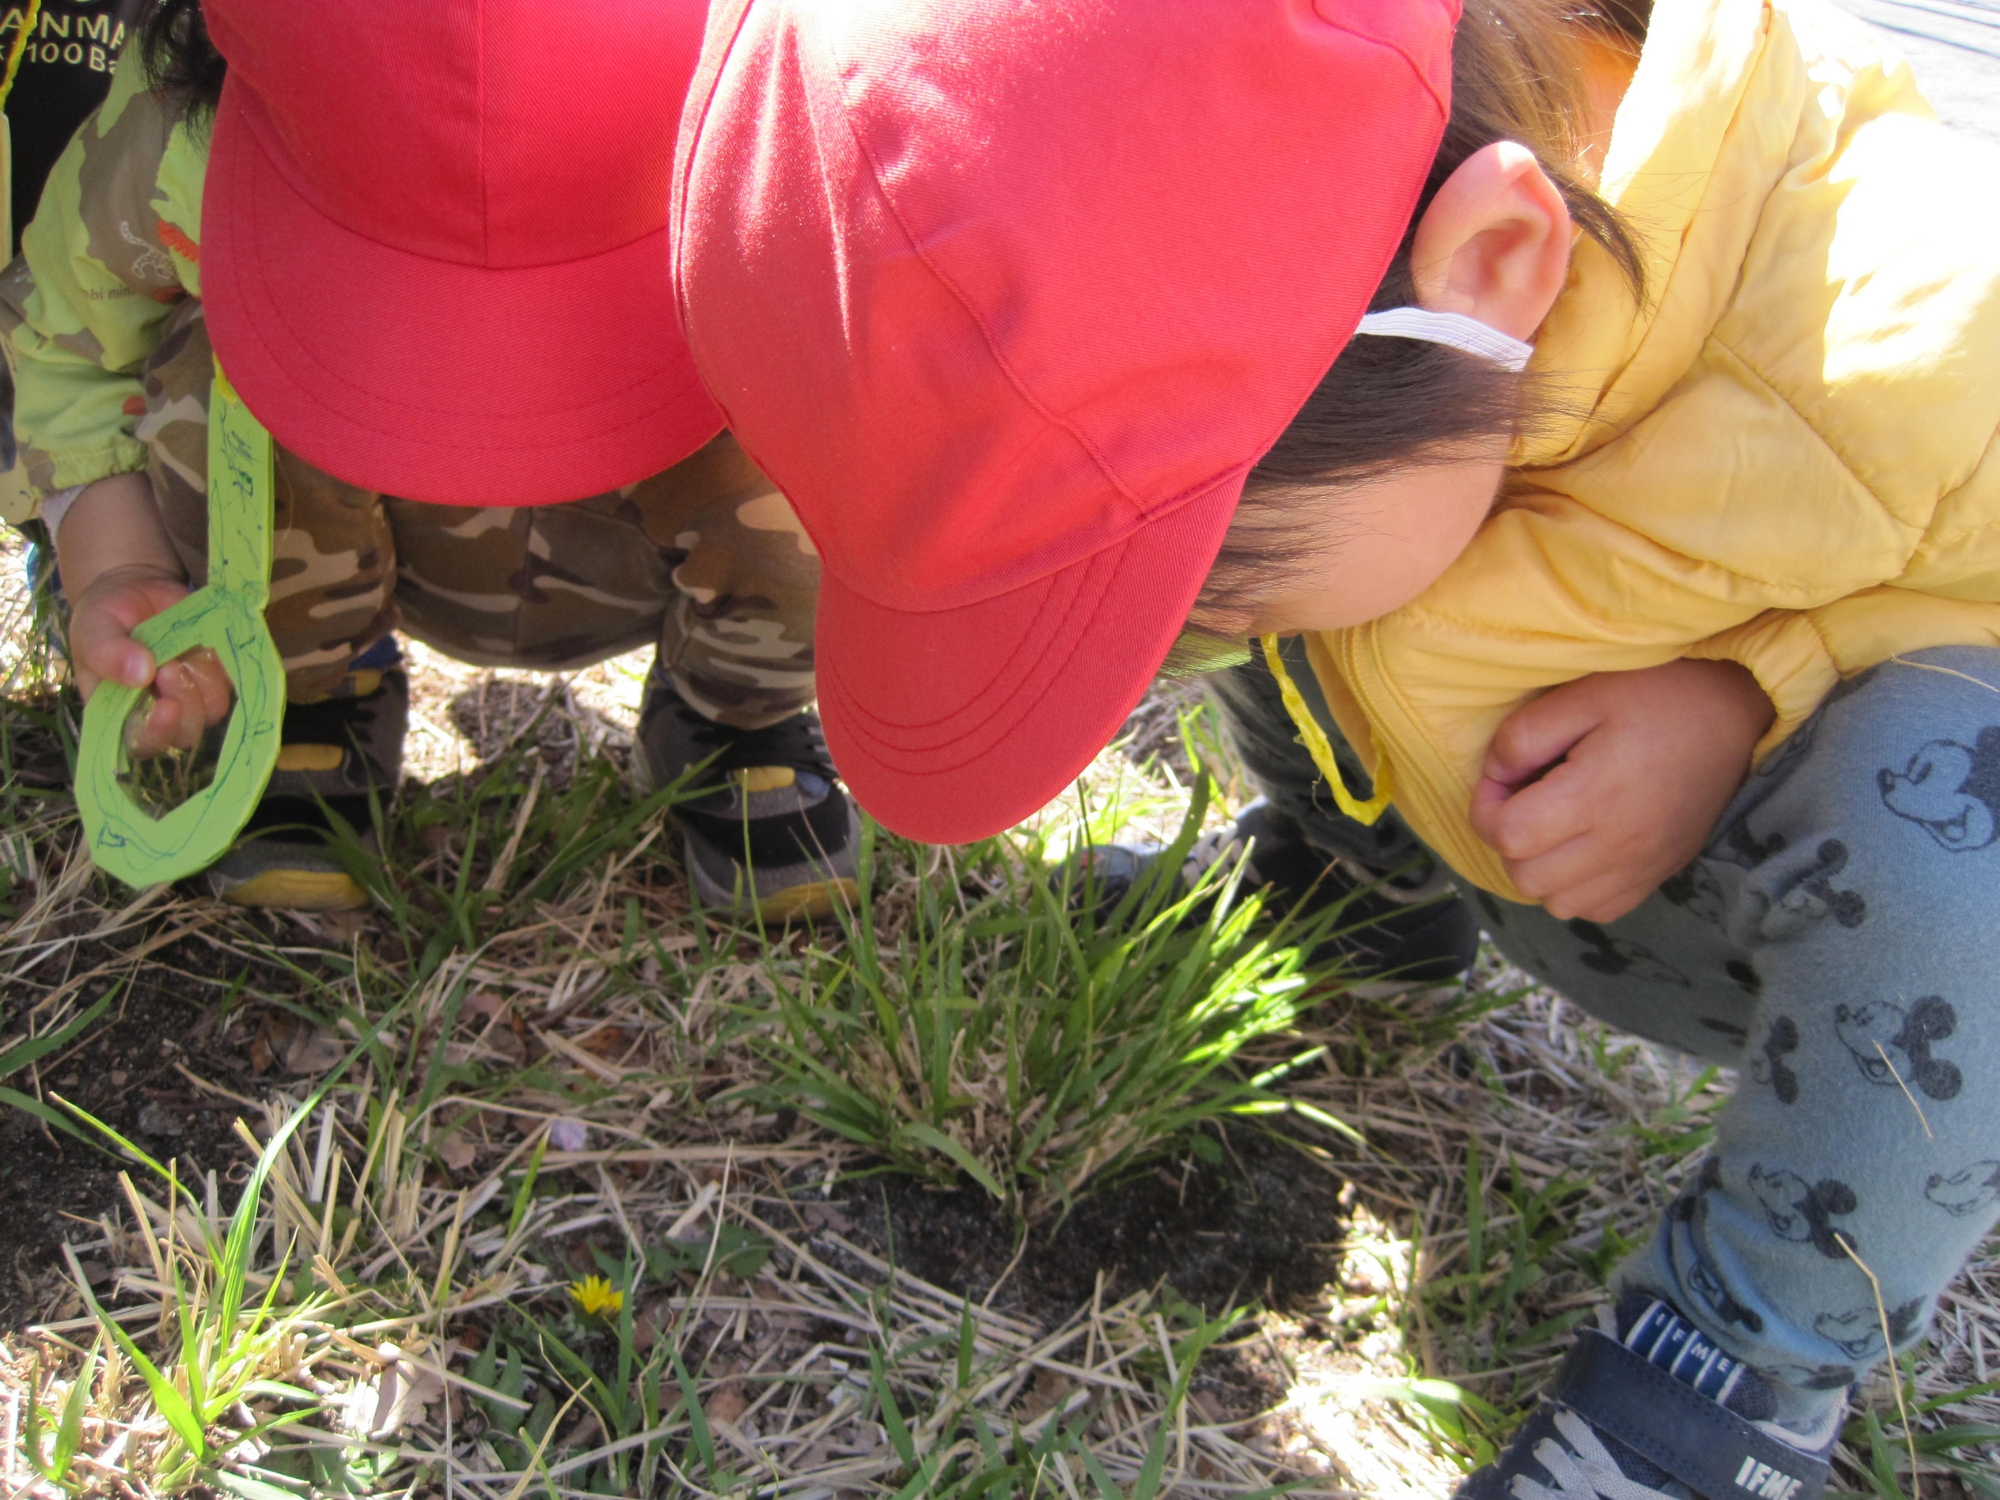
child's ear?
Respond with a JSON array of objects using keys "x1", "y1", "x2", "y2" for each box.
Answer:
[{"x1": 1407, "y1": 142, "x2": 1573, "y2": 341}]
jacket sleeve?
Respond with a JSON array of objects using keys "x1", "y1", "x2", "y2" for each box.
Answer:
[
  {"x1": 0, "y1": 42, "x2": 196, "y2": 506},
  {"x1": 1688, "y1": 590, "x2": 2000, "y2": 762}
]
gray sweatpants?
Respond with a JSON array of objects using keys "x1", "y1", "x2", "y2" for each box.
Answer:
[{"x1": 1212, "y1": 641, "x2": 2000, "y2": 1410}]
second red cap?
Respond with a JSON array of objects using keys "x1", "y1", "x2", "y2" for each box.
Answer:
[
  {"x1": 203, "y1": 0, "x2": 725, "y2": 507},
  {"x1": 675, "y1": 0, "x2": 1459, "y2": 841}
]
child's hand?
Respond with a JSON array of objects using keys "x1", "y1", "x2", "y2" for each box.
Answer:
[
  {"x1": 1468, "y1": 660, "x2": 1775, "y2": 922},
  {"x1": 55, "y1": 472, "x2": 236, "y2": 759},
  {"x1": 68, "y1": 563, "x2": 235, "y2": 757}
]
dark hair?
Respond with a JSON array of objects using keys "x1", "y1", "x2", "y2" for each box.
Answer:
[
  {"x1": 1181, "y1": 0, "x2": 1649, "y2": 636},
  {"x1": 139, "y1": 0, "x2": 226, "y2": 122}
]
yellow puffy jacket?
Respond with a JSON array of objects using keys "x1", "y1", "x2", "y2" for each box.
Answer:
[{"x1": 1306, "y1": 0, "x2": 2000, "y2": 903}]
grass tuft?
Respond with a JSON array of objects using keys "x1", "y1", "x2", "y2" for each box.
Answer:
[{"x1": 753, "y1": 772, "x2": 1365, "y2": 1225}]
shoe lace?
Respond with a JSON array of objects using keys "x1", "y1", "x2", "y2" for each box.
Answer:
[{"x1": 1508, "y1": 1409, "x2": 1677, "y2": 1500}]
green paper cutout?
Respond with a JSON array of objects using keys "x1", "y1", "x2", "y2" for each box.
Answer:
[{"x1": 75, "y1": 361, "x2": 284, "y2": 887}]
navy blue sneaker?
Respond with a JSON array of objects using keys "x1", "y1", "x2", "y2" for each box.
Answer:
[
  {"x1": 634, "y1": 669, "x2": 859, "y2": 920},
  {"x1": 1079, "y1": 798, "x2": 1480, "y2": 986},
  {"x1": 1457, "y1": 1295, "x2": 1839, "y2": 1500}
]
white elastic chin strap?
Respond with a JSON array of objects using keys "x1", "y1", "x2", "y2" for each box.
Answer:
[{"x1": 1352, "y1": 307, "x2": 1534, "y2": 372}]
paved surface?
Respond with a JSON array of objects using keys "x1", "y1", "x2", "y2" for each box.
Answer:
[{"x1": 1832, "y1": 0, "x2": 1999, "y2": 145}]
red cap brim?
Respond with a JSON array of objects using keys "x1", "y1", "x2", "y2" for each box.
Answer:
[
  {"x1": 203, "y1": 82, "x2": 724, "y2": 506},
  {"x1": 815, "y1": 475, "x2": 1241, "y2": 843}
]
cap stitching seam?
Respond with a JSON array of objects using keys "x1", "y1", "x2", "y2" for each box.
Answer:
[
  {"x1": 673, "y1": 0, "x2": 760, "y2": 339},
  {"x1": 823, "y1": 554, "x2": 1118, "y2": 761},
  {"x1": 824, "y1": 38, "x2": 1156, "y2": 522},
  {"x1": 233, "y1": 82, "x2": 662, "y2": 272},
  {"x1": 1325, "y1": 16, "x2": 1451, "y2": 119},
  {"x1": 220, "y1": 142, "x2": 695, "y2": 428},
  {"x1": 476, "y1": 0, "x2": 490, "y2": 263}
]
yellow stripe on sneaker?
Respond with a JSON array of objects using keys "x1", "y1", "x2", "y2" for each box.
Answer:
[
  {"x1": 753, "y1": 877, "x2": 857, "y2": 922},
  {"x1": 276, "y1": 744, "x2": 345, "y2": 772},
  {"x1": 219, "y1": 868, "x2": 369, "y2": 911}
]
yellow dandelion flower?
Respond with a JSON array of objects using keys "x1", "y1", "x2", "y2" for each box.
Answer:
[{"x1": 568, "y1": 1275, "x2": 624, "y2": 1317}]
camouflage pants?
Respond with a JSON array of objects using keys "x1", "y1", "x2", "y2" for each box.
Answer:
[{"x1": 140, "y1": 301, "x2": 819, "y2": 727}]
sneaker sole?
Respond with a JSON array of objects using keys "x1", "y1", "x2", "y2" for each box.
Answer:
[
  {"x1": 689, "y1": 851, "x2": 859, "y2": 921},
  {"x1": 684, "y1": 832, "x2": 858, "y2": 920},
  {"x1": 750, "y1": 876, "x2": 860, "y2": 922},
  {"x1": 213, "y1": 867, "x2": 370, "y2": 911}
]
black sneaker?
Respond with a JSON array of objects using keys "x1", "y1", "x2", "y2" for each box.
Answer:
[
  {"x1": 205, "y1": 641, "x2": 406, "y2": 911},
  {"x1": 1080, "y1": 798, "x2": 1479, "y2": 986},
  {"x1": 1457, "y1": 1294, "x2": 1840, "y2": 1500},
  {"x1": 634, "y1": 670, "x2": 859, "y2": 920}
]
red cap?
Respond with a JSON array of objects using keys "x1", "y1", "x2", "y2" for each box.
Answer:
[
  {"x1": 202, "y1": 0, "x2": 724, "y2": 506},
  {"x1": 675, "y1": 0, "x2": 1458, "y2": 842}
]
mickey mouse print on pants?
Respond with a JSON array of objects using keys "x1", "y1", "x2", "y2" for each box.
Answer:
[
  {"x1": 1879, "y1": 725, "x2": 2000, "y2": 852},
  {"x1": 1924, "y1": 1160, "x2": 2000, "y2": 1218},
  {"x1": 1567, "y1": 920, "x2": 1689, "y2": 985},
  {"x1": 1751, "y1": 1016, "x2": 1800, "y2": 1104},
  {"x1": 1835, "y1": 997, "x2": 1963, "y2": 1102},
  {"x1": 1747, "y1": 1164, "x2": 1859, "y2": 1258},
  {"x1": 1815, "y1": 1297, "x2": 1924, "y2": 1361},
  {"x1": 1701, "y1": 815, "x2": 1868, "y2": 933},
  {"x1": 1672, "y1": 1160, "x2": 1766, "y2": 1335}
]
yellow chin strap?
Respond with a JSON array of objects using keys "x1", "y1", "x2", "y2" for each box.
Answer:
[{"x1": 1259, "y1": 634, "x2": 1394, "y2": 826}]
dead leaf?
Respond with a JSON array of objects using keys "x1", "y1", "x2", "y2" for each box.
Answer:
[
  {"x1": 248, "y1": 1014, "x2": 294, "y2": 1075},
  {"x1": 436, "y1": 1133, "x2": 477, "y2": 1172},
  {"x1": 323, "y1": 908, "x2": 372, "y2": 940},
  {"x1": 350, "y1": 1344, "x2": 445, "y2": 1439},
  {"x1": 284, "y1": 1025, "x2": 347, "y2": 1075},
  {"x1": 485, "y1": 1028, "x2": 526, "y2": 1064},
  {"x1": 632, "y1": 1304, "x2": 662, "y2": 1353},
  {"x1": 1013, "y1": 1366, "x2": 1072, "y2": 1421},
  {"x1": 704, "y1": 1381, "x2": 747, "y2": 1426},
  {"x1": 464, "y1": 989, "x2": 508, "y2": 1021},
  {"x1": 800, "y1": 1201, "x2": 855, "y2": 1234},
  {"x1": 576, "y1": 1024, "x2": 636, "y2": 1060}
]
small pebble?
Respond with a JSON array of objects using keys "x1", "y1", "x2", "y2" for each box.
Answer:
[{"x1": 136, "y1": 1101, "x2": 187, "y2": 1137}]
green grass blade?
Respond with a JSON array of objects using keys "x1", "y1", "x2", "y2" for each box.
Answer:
[
  {"x1": 214, "y1": 1095, "x2": 327, "y2": 1347},
  {"x1": 63, "y1": 1245, "x2": 207, "y2": 1461},
  {"x1": 0, "y1": 1086, "x2": 102, "y2": 1143},
  {"x1": 508, "y1": 1132, "x2": 548, "y2": 1240},
  {"x1": 211, "y1": 1465, "x2": 311, "y2": 1499},
  {"x1": 0, "y1": 989, "x2": 114, "y2": 1078},
  {"x1": 899, "y1": 1123, "x2": 1005, "y2": 1200},
  {"x1": 670, "y1": 1349, "x2": 717, "y2": 1476},
  {"x1": 870, "y1": 1345, "x2": 918, "y2": 1467},
  {"x1": 50, "y1": 1096, "x2": 175, "y2": 1179},
  {"x1": 957, "y1": 1298, "x2": 977, "y2": 1391},
  {"x1": 51, "y1": 1335, "x2": 96, "y2": 1482}
]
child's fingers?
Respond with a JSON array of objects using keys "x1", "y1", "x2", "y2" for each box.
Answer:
[
  {"x1": 1537, "y1": 869, "x2": 1654, "y2": 924},
  {"x1": 172, "y1": 647, "x2": 236, "y2": 727},
  {"x1": 151, "y1": 659, "x2": 222, "y2": 752},
  {"x1": 1468, "y1": 775, "x2": 1513, "y2": 847},
  {"x1": 1482, "y1": 687, "x2": 1604, "y2": 788},
  {"x1": 1473, "y1": 762, "x2": 1593, "y2": 862},
  {"x1": 123, "y1": 693, "x2": 185, "y2": 760},
  {"x1": 1500, "y1": 829, "x2": 1604, "y2": 906},
  {"x1": 68, "y1": 610, "x2": 158, "y2": 698}
]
